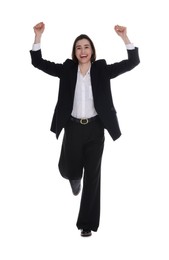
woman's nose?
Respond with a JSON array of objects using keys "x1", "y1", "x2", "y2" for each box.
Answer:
[{"x1": 81, "y1": 48, "x2": 85, "y2": 54}]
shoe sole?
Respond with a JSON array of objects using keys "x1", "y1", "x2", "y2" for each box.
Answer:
[{"x1": 81, "y1": 231, "x2": 92, "y2": 237}]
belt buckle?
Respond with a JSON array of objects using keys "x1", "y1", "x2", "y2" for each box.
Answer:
[{"x1": 80, "y1": 118, "x2": 89, "y2": 125}]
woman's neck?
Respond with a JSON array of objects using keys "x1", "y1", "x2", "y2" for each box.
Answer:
[{"x1": 79, "y1": 62, "x2": 91, "y2": 76}]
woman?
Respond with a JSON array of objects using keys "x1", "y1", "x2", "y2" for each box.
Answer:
[{"x1": 30, "y1": 22, "x2": 140, "y2": 237}]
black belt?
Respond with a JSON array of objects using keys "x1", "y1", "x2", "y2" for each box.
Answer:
[{"x1": 70, "y1": 116, "x2": 98, "y2": 125}]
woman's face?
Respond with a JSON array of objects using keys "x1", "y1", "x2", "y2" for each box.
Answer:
[{"x1": 75, "y1": 38, "x2": 93, "y2": 65}]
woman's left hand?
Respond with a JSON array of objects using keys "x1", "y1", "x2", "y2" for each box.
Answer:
[
  {"x1": 114, "y1": 25, "x2": 127, "y2": 37},
  {"x1": 114, "y1": 25, "x2": 131, "y2": 44}
]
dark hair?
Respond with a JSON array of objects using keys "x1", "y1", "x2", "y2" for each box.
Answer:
[{"x1": 71, "y1": 34, "x2": 96, "y2": 63}]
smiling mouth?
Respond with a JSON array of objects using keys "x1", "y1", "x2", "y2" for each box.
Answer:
[{"x1": 80, "y1": 55, "x2": 87, "y2": 58}]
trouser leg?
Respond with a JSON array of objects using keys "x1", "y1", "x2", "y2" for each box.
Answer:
[
  {"x1": 76, "y1": 124, "x2": 105, "y2": 232},
  {"x1": 58, "y1": 121, "x2": 84, "y2": 180}
]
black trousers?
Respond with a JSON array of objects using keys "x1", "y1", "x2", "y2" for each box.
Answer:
[{"x1": 58, "y1": 116, "x2": 105, "y2": 232}]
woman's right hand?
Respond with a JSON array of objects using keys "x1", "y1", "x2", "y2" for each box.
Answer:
[{"x1": 33, "y1": 22, "x2": 45, "y2": 37}]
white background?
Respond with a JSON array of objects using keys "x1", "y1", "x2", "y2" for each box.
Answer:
[{"x1": 0, "y1": 0, "x2": 169, "y2": 259}]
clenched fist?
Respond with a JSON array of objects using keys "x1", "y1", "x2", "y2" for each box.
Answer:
[
  {"x1": 114, "y1": 25, "x2": 127, "y2": 37},
  {"x1": 33, "y1": 22, "x2": 45, "y2": 36},
  {"x1": 114, "y1": 25, "x2": 131, "y2": 44}
]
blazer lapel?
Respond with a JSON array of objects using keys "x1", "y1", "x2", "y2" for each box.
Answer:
[
  {"x1": 70, "y1": 65, "x2": 78, "y2": 99},
  {"x1": 90, "y1": 62, "x2": 99, "y2": 98}
]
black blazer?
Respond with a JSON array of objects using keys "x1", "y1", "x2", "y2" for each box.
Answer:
[{"x1": 30, "y1": 48, "x2": 140, "y2": 140}]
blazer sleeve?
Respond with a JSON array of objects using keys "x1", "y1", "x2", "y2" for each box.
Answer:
[
  {"x1": 106, "y1": 47, "x2": 140, "y2": 79},
  {"x1": 30, "y1": 49, "x2": 63, "y2": 78}
]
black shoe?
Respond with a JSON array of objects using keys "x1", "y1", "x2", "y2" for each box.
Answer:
[
  {"x1": 81, "y1": 230, "x2": 92, "y2": 237},
  {"x1": 69, "y1": 180, "x2": 81, "y2": 196}
]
